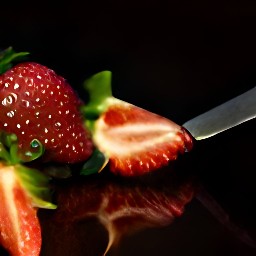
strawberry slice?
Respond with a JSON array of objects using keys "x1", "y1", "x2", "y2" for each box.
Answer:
[
  {"x1": 0, "y1": 163, "x2": 56, "y2": 256},
  {"x1": 83, "y1": 71, "x2": 193, "y2": 176}
]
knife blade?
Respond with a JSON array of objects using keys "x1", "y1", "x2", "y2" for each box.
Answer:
[{"x1": 182, "y1": 86, "x2": 256, "y2": 140}]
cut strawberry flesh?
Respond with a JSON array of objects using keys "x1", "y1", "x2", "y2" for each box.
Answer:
[
  {"x1": 0, "y1": 164, "x2": 41, "y2": 256},
  {"x1": 94, "y1": 98, "x2": 193, "y2": 176}
]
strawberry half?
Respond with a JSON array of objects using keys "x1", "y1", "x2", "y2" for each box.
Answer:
[
  {"x1": 0, "y1": 62, "x2": 93, "y2": 163},
  {"x1": 93, "y1": 97, "x2": 193, "y2": 176},
  {"x1": 83, "y1": 71, "x2": 193, "y2": 176},
  {"x1": 0, "y1": 163, "x2": 56, "y2": 256}
]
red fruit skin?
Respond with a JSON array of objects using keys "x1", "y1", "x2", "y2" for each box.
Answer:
[
  {"x1": 94, "y1": 99, "x2": 194, "y2": 176},
  {"x1": 0, "y1": 62, "x2": 93, "y2": 163},
  {"x1": 0, "y1": 165, "x2": 41, "y2": 256}
]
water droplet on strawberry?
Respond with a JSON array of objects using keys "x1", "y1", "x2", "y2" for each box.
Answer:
[
  {"x1": 30, "y1": 139, "x2": 40, "y2": 149},
  {"x1": 21, "y1": 100, "x2": 30, "y2": 108},
  {"x1": 2, "y1": 93, "x2": 18, "y2": 106}
]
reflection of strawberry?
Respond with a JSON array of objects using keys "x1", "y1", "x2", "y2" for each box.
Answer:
[
  {"x1": 0, "y1": 163, "x2": 56, "y2": 256},
  {"x1": 45, "y1": 176, "x2": 194, "y2": 255},
  {"x1": 83, "y1": 71, "x2": 194, "y2": 176},
  {"x1": 0, "y1": 62, "x2": 93, "y2": 163}
]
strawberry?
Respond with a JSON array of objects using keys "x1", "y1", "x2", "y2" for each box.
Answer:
[
  {"x1": 93, "y1": 98, "x2": 193, "y2": 176},
  {"x1": 82, "y1": 71, "x2": 193, "y2": 176},
  {"x1": 0, "y1": 62, "x2": 93, "y2": 163},
  {"x1": 0, "y1": 163, "x2": 56, "y2": 256}
]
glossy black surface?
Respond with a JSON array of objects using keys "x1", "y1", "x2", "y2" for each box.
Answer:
[{"x1": 0, "y1": 1, "x2": 256, "y2": 255}]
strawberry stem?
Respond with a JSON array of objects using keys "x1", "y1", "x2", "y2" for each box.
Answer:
[
  {"x1": 0, "y1": 47, "x2": 29, "y2": 74},
  {"x1": 0, "y1": 132, "x2": 18, "y2": 164},
  {"x1": 0, "y1": 142, "x2": 11, "y2": 163},
  {"x1": 81, "y1": 71, "x2": 114, "y2": 136},
  {"x1": 81, "y1": 70, "x2": 112, "y2": 119},
  {"x1": 9, "y1": 142, "x2": 20, "y2": 164}
]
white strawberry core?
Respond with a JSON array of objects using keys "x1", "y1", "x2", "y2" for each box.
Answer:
[
  {"x1": 94, "y1": 119, "x2": 182, "y2": 156},
  {"x1": 0, "y1": 166, "x2": 24, "y2": 250}
]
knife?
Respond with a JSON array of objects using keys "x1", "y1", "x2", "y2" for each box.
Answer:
[{"x1": 182, "y1": 86, "x2": 256, "y2": 140}]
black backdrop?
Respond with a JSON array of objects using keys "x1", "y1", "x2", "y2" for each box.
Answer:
[{"x1": 0, "y1": 1, "x2": 256, "y2": 255}]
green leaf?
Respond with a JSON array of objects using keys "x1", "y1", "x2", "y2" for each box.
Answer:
[
  {"x1": 0, "y1": 132, "x2": 18, "y2": 163},
  {"x1": 81, "y1": 71, "x2": 113, "y2": 119},
  {"x1": 15, "y1": 165, "x2": 57, "y2": 209},
  {"x1": 0, "y1": 47, "x2": 29, "y2": 74},
  {"x1": 0, "y1": 142, "x2": 11, "y2": 163},
  {"x1": 80, "y1": 149, "x2": 108, "y2": 176},
  {"x1": 0, "y1": 132, "x2": 18, "y2": 148}
]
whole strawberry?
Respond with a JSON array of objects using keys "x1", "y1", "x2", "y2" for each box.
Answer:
[{"x1": 0, "y1": 62, "x2": 93, "y2": 163}]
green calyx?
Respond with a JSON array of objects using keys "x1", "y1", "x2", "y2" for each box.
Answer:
[
  {"x1": 80, "y1": 149, "x2": 108, "y2": 176},
  {"x1": 81, "y1": 70, "x2": 113, "y2": 123},
  {"x1": 0, "y1": 47, "x2": 29, "y2": 74},
  {"x1": 15, "y1": 164, "x2": 57, "y2": 209},
  {"x1": 80, "y1": 71, "x2": 114, "y2": 175},
  {"x1": 0, "y1": 132, "x2": 45, "y2": 165}
]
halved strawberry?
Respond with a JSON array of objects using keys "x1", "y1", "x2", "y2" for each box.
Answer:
[
  {"x1": 0, "y1": 163, "x2": 56, "y2": 256},
  {"x1": 0, "y1": 61, "x2": 93, "y2": 164},
  {"x1": 94, "y1": 97, "x2": 193, "y2": 176},
  {"x1": 83, "y1": 71, "x2": 193, "y2": 176}
]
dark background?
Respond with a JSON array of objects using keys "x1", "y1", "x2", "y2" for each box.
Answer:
[{"x1": 1, "y1": 1, "x2": 256, "y2": 255}]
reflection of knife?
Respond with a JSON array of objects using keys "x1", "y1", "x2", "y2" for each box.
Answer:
[{"x1": 182, "y1": 87, "x2": 256, "y2": 140}]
